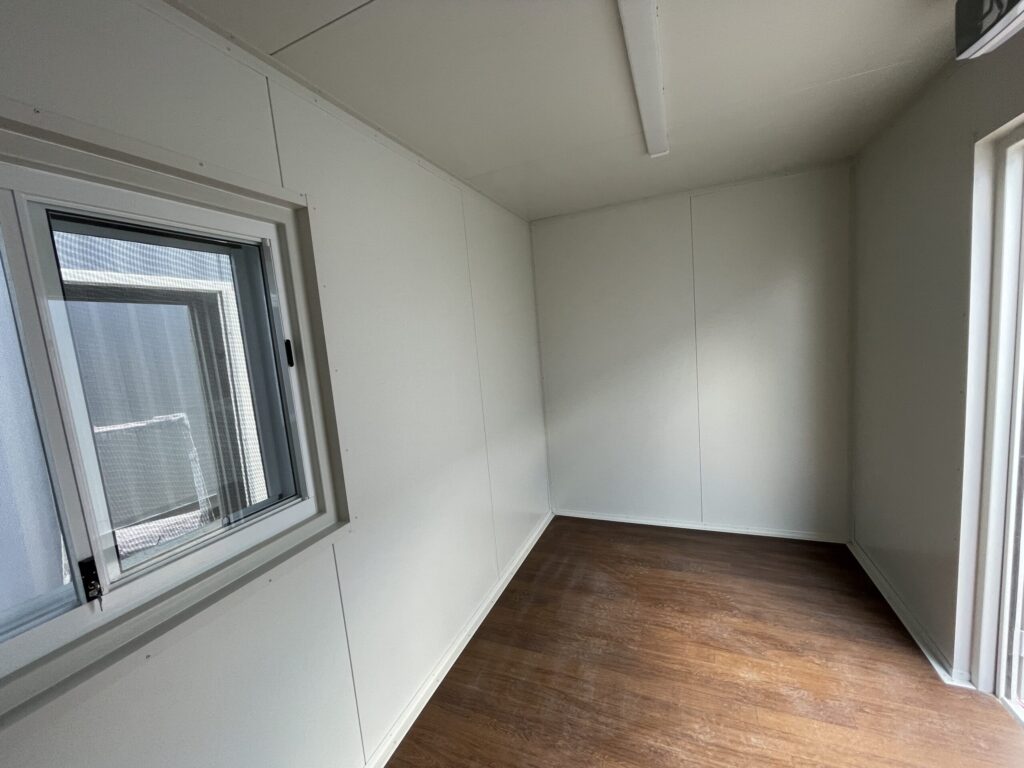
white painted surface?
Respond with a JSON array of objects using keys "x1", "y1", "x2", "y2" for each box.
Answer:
[
  {"x1": 847, "y1": 542, "x2": 963, "y2": 687},
  {"x1": 0, "y1": 0, "x2": 281, "y2": 188},
  {"x1": 183, "y1": 0, "x2": 952, "y2": 218},
  {"x1": 0, "y1": 544, "x2": 365, "y2": 768},
  {"x1": 463, "y1": 193, "x2": 551, "y2": 570},
  {"x1": 0, "y1": 1, "x2": 552, "y2": 763},
  {"x1": 692, "y1": 168, "x2": 850, "y2": 540},
  {"x1": 269, "y1": 81, "x2": 523, "y2": 758},
  {"x1": 173, "y1": 0, "x2": 368, "y2": 54},
  {"x1": 532, "y1": 194, "x2": 702, "y2": 525},
  {"x1": 272, "y1": 0, "x2": 636, "y2": 219},
  {"x1": 361, "y1": 512, "x2": 552, "y2": 768},
  {"x1": 851, "y1": 32, "x2": 1024, "y2": 676},
  {"x1": 533, "y1": 168, "x2": 849, "y2": 539}
]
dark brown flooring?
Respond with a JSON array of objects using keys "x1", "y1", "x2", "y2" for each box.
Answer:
[{"x1": 387, "y1": 517, "x2": 1024, "y2": 767}]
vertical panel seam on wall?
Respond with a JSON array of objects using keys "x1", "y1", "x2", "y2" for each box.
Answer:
[
  {"x1": 846, "y1": 161, "x2": 858, "y2": 545},
  {"x1": 330, "y1": 542, "x2": 368, "y2": 765},
  {"x1": 265, "y1": 78, "x2": 286, "y2": 188},
  {"x1": 459, "y1": 193, "x2": 501, "y2": 575},
  {"x1": 529, "y1": 223, "x2": 557, "y2": 516},
  {"x1": 688, "y1": 195, "x2": 706, "y2": 523}
]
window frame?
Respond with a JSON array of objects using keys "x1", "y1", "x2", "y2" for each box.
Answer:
[
  {"x1": 0, "y1": 199, "x2": 82, "y2": 645},
  {"x1": 967, "y1": 119, "x2": 1024, "y2": 714},
  {"x1": 32, "y1": 205, "x2": 310, "y2": 589},
  {"x1": 60, "y1": 280, "x2": 254, "y2": 545},
  {"x1": 996, "y1": 125, "x2": 1024, "y2": 722},
  {"x1": 0, "y1": 150, "x2": 345, "y2": 709}
]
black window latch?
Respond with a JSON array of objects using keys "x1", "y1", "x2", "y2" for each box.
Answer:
[{"x1": 78, "y1": 558, "x2": 102, "y2": 602}]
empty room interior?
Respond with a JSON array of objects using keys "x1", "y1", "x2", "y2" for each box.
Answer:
[{"x1": 6, "y1": 1, "x2": 1024, "y2": 766}]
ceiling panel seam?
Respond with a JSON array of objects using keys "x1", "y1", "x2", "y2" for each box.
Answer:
[{"x1": 270, "y1": 0, "x2": 380, "y2": 56}]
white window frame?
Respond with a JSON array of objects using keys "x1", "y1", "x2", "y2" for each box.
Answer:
[
  {"x1": 966, "y1": 120, "x2": 1024, "y2": 721},
  {"x1": 996, "y1": 125, "x2": 1024, "y2": 723},
  {"x1": 22, "y1": 182, "x2": 320, "y2": 592},
  {"x1": 0, "y1": 137, "x2": 345, "y2": 717}
]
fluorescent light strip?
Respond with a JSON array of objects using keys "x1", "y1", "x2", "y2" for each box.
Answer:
[{"x1": 617, "y1": 0, "x2": 669, "y2": 157}]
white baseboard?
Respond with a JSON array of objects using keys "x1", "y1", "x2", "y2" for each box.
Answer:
[
  {"x1": 847, "y1": 540, "x2": 972, "y2": 688},
  {"x1": 554, "y1": 508, "x2": 846, "y2": 543},
  {"x1": 363, "y1": 511, "x2": 554, "y2": 768},
  {"x1": 1001, "y1": 696, "x2": 1024, "y2": 727}
]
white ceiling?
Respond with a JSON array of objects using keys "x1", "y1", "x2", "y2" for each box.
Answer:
[{"x1": 179, "y1": 0, "x2": 955, "y2": 220}]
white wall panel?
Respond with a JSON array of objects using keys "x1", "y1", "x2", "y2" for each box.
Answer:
[
  {"x1": 851, "y1": 34, "x2": 1024, "y2": 674},
  {"x1": 463, "y1": 194, "x2": 551, "y2": 570},
  {"x1": 532, "y1": 194, "x2": 703, "y2": 524},
  {"x1": 0, "y1": 3, "x2": 553, "y2": 764},
  {"x1": 268, "y1": 83, "x2": 498, "y2": 757},
  {"x1": 533, "y1": 169, "x2": 849, "y2": 539},
  {"x1": 0, "y1": 0, "x2": 281, "y2": 187},
  {"x1": 0, "y1": 545, "x2": 364, "y2": 768},
  {"x1": 692, "y1": 168, "x2": 850, "y2": 540}
]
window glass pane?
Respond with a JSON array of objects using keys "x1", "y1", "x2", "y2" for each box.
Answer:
[
  {"x1": 0, "y1": 240, "x2": 77, "y2": 642},
  {"x1": 49, "y1": 215, "x2": 297, "y2": 574}
]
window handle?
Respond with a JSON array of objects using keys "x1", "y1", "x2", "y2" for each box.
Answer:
[
  {"x1": 284, "y1": 339, "x2": 295, "y2": 368},
  {"x1": 78, "y1": 558, "x2": 102, "y2": 603}
]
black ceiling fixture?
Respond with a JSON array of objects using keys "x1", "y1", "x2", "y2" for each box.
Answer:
[{"x1": 956, "y1": 0, "x2": 1024, "y2": 58}]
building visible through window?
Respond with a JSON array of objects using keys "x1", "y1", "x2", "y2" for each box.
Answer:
[{"x1": 49, "y1": 216, "x2": 297, "y2": 575}]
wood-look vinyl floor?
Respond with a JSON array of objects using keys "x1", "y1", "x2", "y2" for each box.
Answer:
[{"x1": 386, "y1": 517, "x2": 1024, "y2": 767}]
